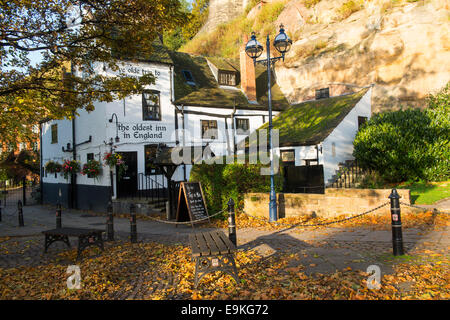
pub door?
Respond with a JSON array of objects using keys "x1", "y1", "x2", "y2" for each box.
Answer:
[{"x1": 116, "y1": 151, "x2": 138, "y2": 198}]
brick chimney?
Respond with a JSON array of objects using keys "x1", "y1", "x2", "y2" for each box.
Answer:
[{"x1": 240, "y1": 34, "x2": 257, "y2": 103}]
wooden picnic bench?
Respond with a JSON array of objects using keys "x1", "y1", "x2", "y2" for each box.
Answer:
[
  {"x1": 189, "y1": 230, "x2": 239, "y2": 288},
  {"x1": 42, "y1": 227, "x2": 105, "y2": 261}
]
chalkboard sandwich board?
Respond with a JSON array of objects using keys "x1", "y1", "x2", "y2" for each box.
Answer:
[{"x1": 175, "y1": 182, "x2": 210, "y2": 227}]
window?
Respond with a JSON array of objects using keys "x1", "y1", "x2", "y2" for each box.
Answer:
[
  {"x1": 281, "y1": 150, "x2": 295, "y2": 163},
  {"x1": 144, "y1": 144, "x2": 162, "y2": 175},
  {"x1": 201, "y1": 120, "x2": 218, "y2": 140},
  {"x1": 218, "y1": 71, "x2": 237, "y2": 86},
  {"x1": 358, "y1": 116, "x2": 368, "y2": 130},
  {"x1": 236, "y1": 118, "x2": 250, "y2": 134},
  {"x1": 51, "y1": 124, "x2": 58, "y2": 144},
  {"x1": 86, "y1": 153, "x2": 94, "y2": 178},
  {"x1": 315, "y1": 88, "x2": 330, "y2": 100},
  {"x1": 182, "y1": 70, "x2": 196, "y2": 86},
  {"x1": 142, "y1": 90, "x2": 161, "y2": 121}
]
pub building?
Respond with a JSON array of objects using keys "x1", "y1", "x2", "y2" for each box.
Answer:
[{"x1": 39, "y1": 37, "x2": 289, "y2": 215}]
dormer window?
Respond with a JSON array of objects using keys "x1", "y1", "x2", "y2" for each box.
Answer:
[
  {"x1": 182, "y1": 70, "x2": 196, "y2": 86},
  {"x1": 218, "y1": 71, "x2": 237, "y2": 86},
  {"x1": 315, "y1": 88, "x2": 330, "y2": 100}
]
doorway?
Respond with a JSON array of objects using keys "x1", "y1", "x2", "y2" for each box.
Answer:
[{"x1": 116, "y1": 151, "x2": 138, "y2": 198}]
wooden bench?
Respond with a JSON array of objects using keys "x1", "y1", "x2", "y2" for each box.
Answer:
[
  {"x1": 189, "y1": 230, "x2": 239, "y2": 288},
  {"x1": 42, "y1": 227, "x2": 104, "y2": 261}
]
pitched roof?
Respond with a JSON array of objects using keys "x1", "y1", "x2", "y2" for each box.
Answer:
[
  {"x1": 168, "y1": 51, "x2": 290, "y2": 111},
  {"x1": 251, "y1": 88, "x2": 369, "y2": 147}
]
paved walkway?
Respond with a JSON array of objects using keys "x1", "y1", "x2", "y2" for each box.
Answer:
[
  {"x1": 414, "y1": 197, "x2": 450, "y2": 213},
  {"x1": 0, "y1": 204, "x2": 448, "y2": 277}
]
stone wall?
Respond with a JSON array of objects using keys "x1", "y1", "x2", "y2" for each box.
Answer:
[{"x1": 244, "y1": 188, "x2": 411, "y2": 219}]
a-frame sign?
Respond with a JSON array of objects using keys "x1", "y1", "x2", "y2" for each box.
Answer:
[{"x1": 175, "y1": 182, "x2": 210, "y2": 227}]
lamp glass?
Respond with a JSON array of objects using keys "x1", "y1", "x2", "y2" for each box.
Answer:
[
  {"x1": 274, "y1": 27, "x2": 292, "y2": 54},
  {"x1": 245, "y1": 33, "x2": 263, "y2": 59}
]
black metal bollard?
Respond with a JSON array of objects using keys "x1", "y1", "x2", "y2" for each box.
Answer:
[
  {"x1": 56, "y1": 203, "x2": 62, "y2": 228},
  {"x1": 130, "y1": 203, "x2": 137, "y2": 243},
  {"x1": 18, "y1": 200, "x2": 24, "y2": 227},
  {"x1": 22, "y1": 177, "x2": 27, "y2": 206},
  {"x1": 228, "y1": 198, "x2": 237, "y2": 247},
  {"x1": 389, "y1": 189, "x2": 404, "y2": 256},
  {"x1": 106, "y1": 201, "x2": 114, "y2": 241}
]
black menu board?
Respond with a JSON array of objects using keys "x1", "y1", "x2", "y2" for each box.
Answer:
[{"x1": 175, "y1": 182, "x2": 209, "y2": 227}]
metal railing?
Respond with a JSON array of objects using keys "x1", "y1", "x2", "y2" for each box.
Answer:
[
  {"x1": 137, "y1": 173, "x2": 168, "y2": 202},
  {"x1": 329, "y1": 159, "x2": 365, "y2": 188}
]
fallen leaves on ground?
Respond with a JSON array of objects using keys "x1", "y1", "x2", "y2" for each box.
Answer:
[
  {"x1": 0, "y1": 240, "x2": 448, "y2": 300},
  {"x1": 207, "y1": 209, "x2": 449, "y2": 232}
]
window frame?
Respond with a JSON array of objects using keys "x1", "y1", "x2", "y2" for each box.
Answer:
[
  {"x1": 86, "y1": 153, "x2": 94, "y2": 178},
  {"x1": 201, "y1": 120, "x2": 218, "y2": 140},
  {"x1": 218, "y1": 71, "x2": 237, "y2": 86},
  {"x1": 142, "y1": 90, "x2": 161, "y2": 121},
  {"x1": 181, "y1": 70, "x2": 196, "y2": 86},
  {"x1": 315, "y1": 88, "x2": 330, "y2": 100},
  {"x1": 51, "y1": 124, "x2": 58, "y2": 144},
  {"x1": 144, "y1": 144, "x2": 163, "y2": 175},
  {"x1": 280, "y1": 149, "x2": 296, "y2": 164},
  {"x1": 235, "y1": 118, "x2": 250, "y2": 134},
  {"x1": 358, "y1": 116, "x2": 368, "y2": 130}
]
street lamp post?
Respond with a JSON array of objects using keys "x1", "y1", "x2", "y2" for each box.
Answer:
[
  {"x1": 106, "y1": 113, "x2": 120, "y2": 201},
  {"x1": 245, "y1": 25, "x2": 292, "y2": 222}
]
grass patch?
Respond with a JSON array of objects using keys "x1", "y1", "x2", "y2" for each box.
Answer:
[
  {"x1": 396, "y1": 181, "x2": 450, "y2": 205},
  {"x1": 304, "y1": 0, "x2": 322, "y2": 9},
  {"x1": 337, "y1": 0, "x2": 364, "y2": 20}
]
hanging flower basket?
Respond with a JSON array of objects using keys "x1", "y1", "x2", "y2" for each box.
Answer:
[
  {"x1": 45, "y1": 161, "x2": 62, "y2": 174},
  {"x1": 103, "y1": 152, "x2": 128, "y2": 180},
  {"x1": 81, "y1": 159, "x2": 102, "y2": 180},
  {"x1": 61, "y1": 159, "x2": 81, "y2": 180}
]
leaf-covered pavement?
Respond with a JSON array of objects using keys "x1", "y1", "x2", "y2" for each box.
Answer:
[{"x1": 0, "y1": 236, "x2": 448, "y2": 300}]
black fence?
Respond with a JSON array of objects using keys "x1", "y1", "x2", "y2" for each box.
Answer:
[
  {"x1": 329, "y1": 160, "x2": 364, "y2": 188},
  {"x1": 282, "y1": 165, "x2": 325, "y2": 194},
  {"x1": 0, "y1": 178, "x2": 40, "y2": 208},
  {"x1": 137, "y1": 173, "x2": 168, "y2": 201}
]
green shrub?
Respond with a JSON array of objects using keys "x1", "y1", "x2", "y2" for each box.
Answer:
[
  {"x1": 189, "y1": 156, "x2": 283, "y2": 217},
  {"x1": 353, "y1": 83, "x2": 450, "y2": 183}
]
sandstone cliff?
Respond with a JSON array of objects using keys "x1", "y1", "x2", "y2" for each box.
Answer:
[{"x1": 187, "y1": 0, "x2": 450, "y2": 112}]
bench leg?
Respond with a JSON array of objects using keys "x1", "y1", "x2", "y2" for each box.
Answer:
[
  {"x1": 77, "y1": 233, "x2": 104, "y2": 261},
  {"x1": 44, "y1": 234, "x2": 70, "y2": 253},
  {"x1": 193, "y1": 254, "x2": 239, "y2": 289}
]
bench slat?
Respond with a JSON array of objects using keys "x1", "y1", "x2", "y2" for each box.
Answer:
[
  {"x1": 203, "y1": 231, "x2": 221, "y2": 255},
  {"x1": 189, "y1": 234, "x2": 202, "y2": 257},
  {"x1": 217, "y1": 231, "x2": 237, "y2": 252},
  {"x1": 195, "y1": 232, "x2": 211, "y2": 256},
  {"x1": 210, "y1": 230, "x2": 230, "y2": 254}
]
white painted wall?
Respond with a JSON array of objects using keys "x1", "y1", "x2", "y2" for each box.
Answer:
[
  {"x1": 41, "y1": 58, "x2": 276, "y2": 196},
  {"x1": 322, "y1": 88, "x2": 372, "y2": 184}
]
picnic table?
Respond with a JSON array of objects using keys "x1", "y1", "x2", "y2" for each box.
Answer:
[
  {"x1": 189, "y1": 230, "x2": 239, "y2": 288},
  {"x1": 42, "y1": 227, "x2": 104, "y2": 261}
]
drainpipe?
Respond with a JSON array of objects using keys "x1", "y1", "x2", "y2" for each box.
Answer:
[
  {"x1": 39, "y1": 123, "x2": 43, "y2": 204},
  {"x1": 181, "y1": 104, "x2": 186, "y2": 181},
  {"x1": 71, "y1": 113, "x2": 77, "y2": 209}
]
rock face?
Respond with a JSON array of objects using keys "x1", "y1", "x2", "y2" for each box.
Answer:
[
  {"x1": 197, "y1": 0, "x2": 249, "y2": 36},
  {"x1": 193, "y1": 0, "x2": 449, "y2": 112},
  {"x1": 275, "y1": 0, "x2": 450, "y2": 112}
]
